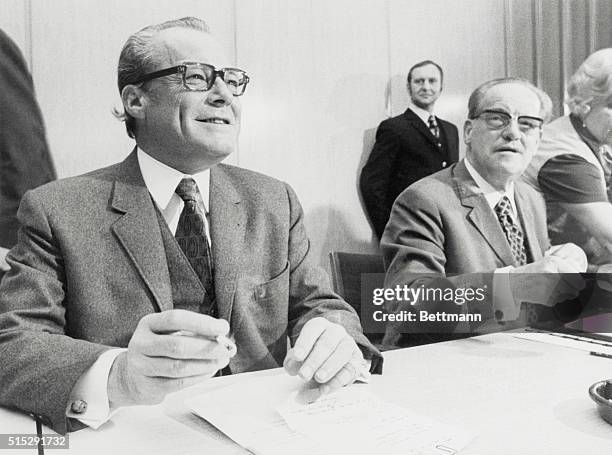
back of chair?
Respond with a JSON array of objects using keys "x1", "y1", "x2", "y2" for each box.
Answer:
[{"x1": 329, "y1": 251, "x2": 385, "y2": 344}]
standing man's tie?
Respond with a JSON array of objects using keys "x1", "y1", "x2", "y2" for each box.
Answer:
[
  {"x1": 494, "y1": 195, "x2": 527, "y2": 266},
  {"x1": 174, "y1": 177, "x2": 217, "y2": 316},
  {"x1": 428, "y1": 114, "x2": 440, "y2": 138}
]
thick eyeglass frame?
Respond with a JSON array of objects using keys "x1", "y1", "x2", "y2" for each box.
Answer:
[
  {"x1": 129, "y1": 62, "x2": 250, "y2": 96},
  {"x1": 472, "y1": 109, "x2": 544, "y2": 133}
]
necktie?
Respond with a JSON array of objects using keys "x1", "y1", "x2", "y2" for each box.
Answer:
[
  {"x1": 174, "y1": 178, "x2": 216, "y2": 315},
  {"x1": 428, "y1": 115, "x2": 440, "y2": 138},
  {"x1": 494, "y1": 196, "x2": 527, "y2": 266}
]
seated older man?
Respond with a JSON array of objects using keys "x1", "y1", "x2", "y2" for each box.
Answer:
[
  {"x1": 0, "y1": 17, "x2": 381, "y2": 434},
  {"x1": 381, "y1": 77, "x2": 588, "y2": 346}
]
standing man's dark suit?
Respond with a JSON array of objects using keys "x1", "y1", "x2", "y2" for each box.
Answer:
[
  {"x1": 0, "y1": 29, "x2": 55, "y2": 266},
  {"x1": 360, "y1": 107, "x2": 459, "y2": 238}
]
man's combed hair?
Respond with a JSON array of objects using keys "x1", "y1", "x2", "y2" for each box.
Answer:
[
  {"x1": 567, "y1": 48, "x2": 612, "y2": 118},
  {"x1": 467, "y1": 77, "x2": 553, "y2": 123},
  {"x1": 113, "y1": 17, "x2": 210, "y2": 138}
]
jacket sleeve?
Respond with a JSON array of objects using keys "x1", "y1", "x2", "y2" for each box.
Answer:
[
  {"x1": 0, "y1": 190, "x2": 109, "y2": 434},
  {"x1": 360, "y1": 121, "x2": 401, "y2": 239},
  {"x1": 284, "y1": 183, "x2": 382, "y2": 373}
]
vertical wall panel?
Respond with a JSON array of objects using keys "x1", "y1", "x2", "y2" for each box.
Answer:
[
  {"x1": 235, "y1": 0, "x2": 390, "y2": 265},
  {"x1": 29, "y1": 0, "x2": 236, "y2": 178}
]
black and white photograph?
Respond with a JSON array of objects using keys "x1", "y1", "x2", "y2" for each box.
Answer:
[{"x1": 1, "y1": 1, "x2": 612, "y2": 453}]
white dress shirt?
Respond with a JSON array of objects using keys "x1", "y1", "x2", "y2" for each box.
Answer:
[
  {"x1": 409, "y1": 102, "x2": 436, "y2": 127},
  {"x1": 66, "y1": 148, "x2": 212, "y2": 428}
]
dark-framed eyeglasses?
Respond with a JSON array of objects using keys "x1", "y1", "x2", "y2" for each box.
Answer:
[
  {"x1": 129, "y1": 62, "x2": 250, "y2": 96},
  {"x1": 472, "y1": 109, "x2": 544, "y2": 134}
]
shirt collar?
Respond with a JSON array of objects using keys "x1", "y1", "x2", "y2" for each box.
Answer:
[
  {"x1": 464, "y1": 157, "x2": 516, "y2": 213},
  {"x1": 137, "y1": 148, "x2": 210, "y2": 211},
  {"x1": 409, "y1": 103, "x2": 435, "y2": 125}
]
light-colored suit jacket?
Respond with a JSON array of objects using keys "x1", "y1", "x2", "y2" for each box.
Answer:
[
  {"x1": 381, "y1": 159, "x2": 550, "y2": 326},
  {"x1": 0, "y1": 151, "x2": 379, "y2": 434}
]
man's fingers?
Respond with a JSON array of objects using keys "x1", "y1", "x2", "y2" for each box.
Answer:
[
  {"x1": 312, "y1": 338, "x2": 358, "y2": 384},
  {"x1": 290, "y1": 317, "x2": 328, "y2": 362},
  {"x1": 297, "y1": 325, "x2": 346, "y2": 381},
  {"x1": 140, "y1": 333, "x2": 234, "y2": 360},
  {"x1": 143, "y1": 310, "x2": 230, "y2": 338},
  {"x1": 138, "y1": 356, "x2": 230, "y2": 379},
  {"x1": 319, "y1": 359, "x2": 361, "y2": 395}
]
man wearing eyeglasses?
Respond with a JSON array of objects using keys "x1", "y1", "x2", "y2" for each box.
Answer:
[
  {"x1": 380, "y1": 77, "x2": 588, "y2": 347},
  {"x1": 0, "y1": 17, "x2": 381, "y2": 434}
]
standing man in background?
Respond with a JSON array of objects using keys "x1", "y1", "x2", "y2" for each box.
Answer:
[
  {"x1": 0, "y1": 28, "x2": 56, "y2": 274},
  {"x1": 360, "y1": 60, "x2": 459, "y2": 239}
]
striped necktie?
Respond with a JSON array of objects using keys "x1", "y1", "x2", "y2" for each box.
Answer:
[{"x1": 428, "y1": 115, "x2": 440, "y2": 138}]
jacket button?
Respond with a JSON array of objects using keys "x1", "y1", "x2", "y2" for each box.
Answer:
[
  {"x1": 257, "y1": 288, "x2": 266, "y2": 299},
  {"x1": 70, "y1": 400, "x2": 88, "y2": 414}
]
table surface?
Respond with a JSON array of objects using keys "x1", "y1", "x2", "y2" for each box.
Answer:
[{"x1": 1, "y1": 332, "x2": 611, "y2": 455}]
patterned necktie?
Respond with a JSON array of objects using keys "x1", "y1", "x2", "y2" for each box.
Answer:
[
  {"x1": 428, "y1": 115, "x2": 440, "y2": 138},
  {"x1": 174, "y1": 178, "x2": 216, "y2": 315},
  {"x1": 494, "y1": 196, "x2": 527, "y2": 266}
]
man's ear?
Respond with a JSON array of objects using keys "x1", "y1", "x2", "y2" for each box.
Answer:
[
  {"x1": 121, "y1": 85, "x2": 148, "y2": 120},
  {"x1": 463, "y1": 119, "x2": 473, "y2": 145}
]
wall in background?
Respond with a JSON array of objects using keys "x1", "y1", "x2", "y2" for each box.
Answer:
[{"x1": 1, "y1": 0, "x2": 611, "y2": 270}]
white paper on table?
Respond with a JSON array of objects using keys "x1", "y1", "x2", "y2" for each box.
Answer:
[
  {"x1": 276, "y1": 383, "x2": 475, "y2": 455},
  {"x1": 188, "y1": 374, "x2": 475, "y2": 455}
]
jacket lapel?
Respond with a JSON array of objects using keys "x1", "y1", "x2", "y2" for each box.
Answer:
[
  {"x1": 209, "y1": 164, "x2": 246, "y2": 323},
  {"x1": 403, "y1": 108, "x2": 437, "y2": 147},
  {"x1": 453, "y1": 160, "x2": 516, "y2": 266},
  {"x1": 110, "y1": 150, "x2": 173, "y2": 312}
]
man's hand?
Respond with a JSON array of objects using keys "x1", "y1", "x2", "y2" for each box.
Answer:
[
  {"x1": 510, "y1": 243, "x2": 587, "y2": 307},
  {"x1": 0, "y1": 247, "x2": 10, "y2": 271},
  {"x1": 108, "y1": 309, "x2": 236, "y2": 408},
  {"x1": 284, "y1": 317, "x2": 366, "y2": 395}
]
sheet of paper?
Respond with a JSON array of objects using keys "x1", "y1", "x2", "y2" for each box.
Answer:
[{"x1": 188, "y1": 374, "x2": 475, "y2": 455}]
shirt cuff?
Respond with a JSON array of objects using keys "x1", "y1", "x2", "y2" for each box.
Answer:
[
  {"x1": 493, "y1": 266, "x2": 521, "y2": 322},
  {"x1": 66, "y1": 348, "x2": 126, "y2": 429}
]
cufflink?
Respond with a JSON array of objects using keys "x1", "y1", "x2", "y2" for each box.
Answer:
[
  {"x1": 442, "y1": 161, "x2": 447, "y2": 167},
  {"x1": 70, "y1": 400, "x2": 88, "y2": 414}
]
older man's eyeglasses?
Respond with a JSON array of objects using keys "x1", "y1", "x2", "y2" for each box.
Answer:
[
  {"x1": 131, "y1": 62, "x2": 250, "y2": 96},
  {"x1": 473, "y1": 110, "x2": 544, "y2": 134}
]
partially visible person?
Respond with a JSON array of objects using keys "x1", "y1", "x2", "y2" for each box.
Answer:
[
  {"x1": 523, "y1": 48, "x2": 612, "y2": 267},
  {"x1": 381, "y1": 77, "x2": 587, "y2": 347},
  {"x1": 360, "y1": 60, "x2": 459, "y2": 240},
  {"x1": 0, "y1": 28, "x2": 56, "y2": 274}
]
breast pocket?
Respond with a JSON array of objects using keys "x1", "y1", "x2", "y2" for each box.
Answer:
[{"x1": 234, "y1": 262, "x2": 290, "y2": 345}]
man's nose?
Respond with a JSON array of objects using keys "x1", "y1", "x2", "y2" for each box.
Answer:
[
  {"x1": 206, "y1": 77, "x2": 233, "y2": 106},
  {"x1": 502, "y1": 118, "x2": 522, "y2": 140}
]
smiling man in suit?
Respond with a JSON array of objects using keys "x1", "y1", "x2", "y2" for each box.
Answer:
[
  {"x1": 360, "y1": 60, "x2": 459, "y2": 239},
  {"x1": 381, "y1": 77, "x2": 588, "y2": 346},
  {"x1": 0, "y1": 17, "x2": 380, "y2": 434}
]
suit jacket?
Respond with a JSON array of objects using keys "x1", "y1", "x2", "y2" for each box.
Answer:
[
  {"x1": 0, "y1": 151, "x2": 380, "y2": 434},
  {"x1": 0, "y1": 28, "x2": 55, "y2": 249},
  {"x1": 360, "y1": 108, "x2": 459, "y2": 239},
  {"x1": 380, "y1": 159, "x2": 550, "y2": 331}
]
